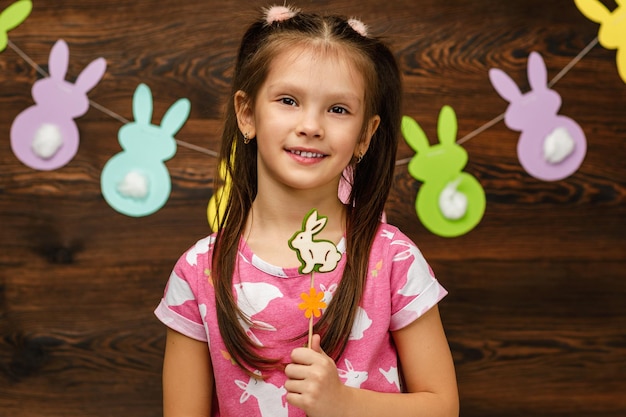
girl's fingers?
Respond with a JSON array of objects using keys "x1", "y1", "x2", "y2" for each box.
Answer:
[
  {"x1": 284, "y1": 362, "x2": 308, "y2": 380},
  {"x1": 285, "y1": 391, "x2": 308, "y2": 410},
  {"x1": 284, "y1": 376, "x2": 306, "y2": 394},
  {"x1": 291, "y1": 334, "x2": 325, "y2": 363}
]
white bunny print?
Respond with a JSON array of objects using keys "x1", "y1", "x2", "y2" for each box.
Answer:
[
  {"x1": 319, "y1": 283, "x2": 372, "y2": 340},
  {"x1": 185, "y1": 236, "x2": 216, "y2": 266},
  {"x1": 489, "y1": 51, "x2": 587, "y2": 181},
  {"x1": 164, "y1": 270, "x2": 196, "y2": 308},
  {"x1": 288, "y1": 209, "x2": 342, "y2": 274},
  {"x1": 198, "y1": 304, "x2": 211, "y2": 346},
  {"x1": 391, "y1": 240, "x2": 435, "y2": 297},
  {"x1": 235, "y1": 371, "x2": 288, "y2": 417},
  {"x1": 234, "y1": 282, "x2": 283, "y2": 346},
  {"x1": 319, "y1": 283, "x2": 338, "y2": 309},
  {"x1": 338, "y1": 358, "x2": 369, "y2": 388},
  {"x1": 379, "y1": 366, "x2": 401, "y2": 391},
  {"x1": 349, "y1": 307, "x2": 373, "y2": 340},
  {"x1": 380, "y1": 229, "x2": 395, "y2": 240},
  {"x1": 10, "y1": 39, "x2": 106, "y2": 171}
]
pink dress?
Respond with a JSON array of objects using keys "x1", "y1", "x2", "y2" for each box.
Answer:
[{"x1": 155, "y1": 223, "x2": 447, "y2": 417}]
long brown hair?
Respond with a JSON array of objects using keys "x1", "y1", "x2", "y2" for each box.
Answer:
[{"x1": 212, "y1": 8, "x2": 402, "y2": 375}]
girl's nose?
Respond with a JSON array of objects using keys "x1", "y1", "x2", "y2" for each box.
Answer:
[{"x1": 297, "y1": 111, "x2": 324, "y2": 139}]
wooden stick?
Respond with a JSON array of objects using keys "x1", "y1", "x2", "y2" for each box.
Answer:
[{"x1": 308, "y1": 271, "x2": 314, "y2": 348}]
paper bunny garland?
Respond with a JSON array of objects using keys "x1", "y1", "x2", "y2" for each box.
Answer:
[
  {"x1": 0, "y1": 0, "x2": 31, "y2": 52},
  {"x1": 100, "y1": 83, "x2": 190, "y2": 217},
  {"x1": 402, "y1": 106, "x2": 486, "y2": 238},
  {"x1": 10, "y1": 39, "x2": 107, "y2": 170},
  {"x1": 489, "y1": 52, "x2": 587, "y2": 181},
  {"x1": 574, "y1": 0, "x2": 626, "y2": 83},
  {"x1": 4, "y1": 2, "x2": 621, "y2": 233}
]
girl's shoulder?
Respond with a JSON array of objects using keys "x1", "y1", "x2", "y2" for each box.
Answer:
[
  {"x1": 370, "y1": 222, "x2": 428, "y2": 264},
  {"x1": 372, "y1": 222, "x2": 416, "y2": 247},
  {"x1": 176, "y1": 233, "x2": 218, "y2": 271}
]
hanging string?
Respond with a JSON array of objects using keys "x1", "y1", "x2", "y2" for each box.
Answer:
[
  {"x1": 7, "y1": 39, "x2": 220, "y2": 158},
  {"x1": 548, "y1": 37, "x2": 599, "y2": 88},
  {"x1": 396, "y1": 36, "x2": 599, "y2": 166},
  {"x1": 7, "y1": 39, "x2": 48, "y2": 78},
  {"x1": 7, "y1": 36, "x2": 598, "y2": 166},
  {"x1": 87, "y1": 99, "x2": 130, "y2": 125}
]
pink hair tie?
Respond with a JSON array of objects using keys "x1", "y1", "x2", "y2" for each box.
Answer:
[
  {"x1": 265, "y1": 5, "x2": 298, "y2": 24},
  {"x1": 347, "y1": 18, "x2": 368, "y2": 37}
]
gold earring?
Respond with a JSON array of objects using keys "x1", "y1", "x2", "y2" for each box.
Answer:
[
  {"x1": 357, "y1": 152, "x2": 364, "y2": 163},
  {"x1": 243, "y1": 132, "x2": 251, "y2": 144}
]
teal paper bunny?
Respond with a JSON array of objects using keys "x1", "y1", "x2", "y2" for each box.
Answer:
[
  {"x1": 401, "y1": 106, "x2": 486, "y2": 237},
  {"x1": 100, "y1": 83, "x2": 190, "y2": 217}
]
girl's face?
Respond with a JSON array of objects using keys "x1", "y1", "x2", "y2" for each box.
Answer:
[{"x1": 236, "y1": 45, "x2": 379, "y2": 198}]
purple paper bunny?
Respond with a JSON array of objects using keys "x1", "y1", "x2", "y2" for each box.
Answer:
[
  {"x1": 489, "y1": 52, "x2": 586, "y2": 181},
  {"x1": 10, "y1": 39, "x2": 107, "y2": 171}
]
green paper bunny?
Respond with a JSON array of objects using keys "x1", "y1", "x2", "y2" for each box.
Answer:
[
  {"x1": 0, "y1": 0, "x2": 32, "y2": 52},
  {"x1": 401, "y1": 106, "x2": 486, "y2": 237}
]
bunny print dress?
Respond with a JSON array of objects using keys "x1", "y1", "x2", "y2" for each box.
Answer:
[{"x1": 155, "y1": 224, "x2": 447, "y2": 417}]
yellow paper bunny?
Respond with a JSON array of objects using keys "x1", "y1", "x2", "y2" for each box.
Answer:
[{"x1": 575, "y1": 0, "x2": 626, "y2": 83}]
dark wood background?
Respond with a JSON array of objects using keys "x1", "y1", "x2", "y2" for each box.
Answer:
[{"x1": 1, "y1": 0, "x2": 625, "y2": 416}]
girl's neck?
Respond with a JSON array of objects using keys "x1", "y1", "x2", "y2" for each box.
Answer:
[{"x1": 243, "y1": 190, "x2": 346, "y2": 268}]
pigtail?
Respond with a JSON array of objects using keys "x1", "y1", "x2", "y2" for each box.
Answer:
[
  {"x1": 212, "y1": 14, "x2": 277, "y2": 376},
  {"x1": 314, "y1": 34, "x2": 402, "y2": 361}
]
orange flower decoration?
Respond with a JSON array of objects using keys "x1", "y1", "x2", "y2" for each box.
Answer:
[{"x1": 299, "y1": 287, "x2": 327, "y2": 319}]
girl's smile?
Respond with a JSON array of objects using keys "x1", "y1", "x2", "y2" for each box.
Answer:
[{"x1": 286, "y1": 147, "x2": 327, "y2": 164}]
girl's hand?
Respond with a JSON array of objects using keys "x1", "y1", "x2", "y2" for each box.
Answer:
[{"x1": 284, "y1": 334, "x2": 351, "y2": 417}]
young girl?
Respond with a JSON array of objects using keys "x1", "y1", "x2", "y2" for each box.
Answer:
[{"x1": 155, "y1": 5, "x2": 459, "y2": 417}]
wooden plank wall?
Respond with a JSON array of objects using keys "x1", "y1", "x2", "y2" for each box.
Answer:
[{"x1": 1, "y1": 0, "x2": 625, "y2": 415}]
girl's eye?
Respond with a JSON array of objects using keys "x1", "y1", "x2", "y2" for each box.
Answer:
[
  {"x1": 280, "y1": 97, "x2": 297, "y2": 106},
  {"x1": 329, "y1": 106, "x2": 349, "y2": 114}
]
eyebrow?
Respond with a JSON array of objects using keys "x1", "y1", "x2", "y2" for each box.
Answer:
[{"x1": 266, "y1": 81, "x2": 363, "y2": 105}]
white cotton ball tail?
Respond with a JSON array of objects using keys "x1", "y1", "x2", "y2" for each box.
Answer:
[
  {"x1": 31, "y1": 123, "x2": 63, "y2": 159},
  {"x1": 117, "y1": 171, "x2": 150, "y2": 200},
  {"x1": 438, "y1": 179, "x2": 468, "y2": 220},
  {"x1": 544, "y1": 127, "x2": 575, "y2": 164}
]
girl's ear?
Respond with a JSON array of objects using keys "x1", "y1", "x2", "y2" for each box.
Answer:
[
  {"x1": 234, "y1": 90, "x2": 256, "y2": 138},
  {"x1": 355, "y1": 114, "x2": 380, "y2": 159}
]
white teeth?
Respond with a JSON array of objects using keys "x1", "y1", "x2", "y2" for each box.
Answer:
[{"x1": 290, "y1": 150, "x2": 324, "y2": 158}]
